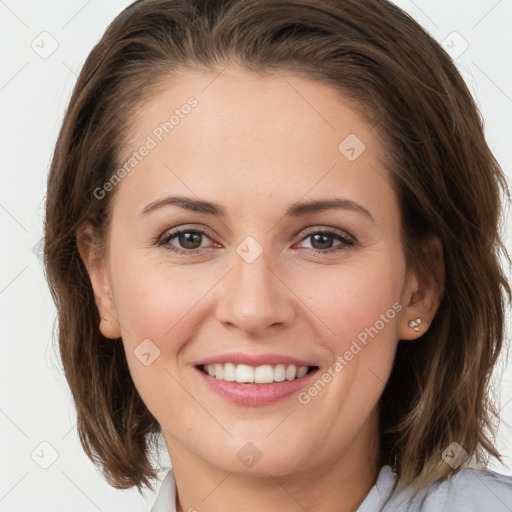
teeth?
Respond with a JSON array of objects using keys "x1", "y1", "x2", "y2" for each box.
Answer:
[
  {"x1": 296, "y1": 366, "x2": 308, "y2": 378},
  {"x1": 203, "y1": 363, "x2": 311, "y2": 383}
]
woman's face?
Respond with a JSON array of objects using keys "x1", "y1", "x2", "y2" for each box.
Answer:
[{"x1": 82, "y1": 67, "x2": 434, "y2": 477}]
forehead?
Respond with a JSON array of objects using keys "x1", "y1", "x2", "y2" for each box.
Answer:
[
  {"x1": 113, "y1": 67, "x2": 396, "y2": 222},
  {"x1": 127, "y1": 66, "x2": 373, "y2": 158}
]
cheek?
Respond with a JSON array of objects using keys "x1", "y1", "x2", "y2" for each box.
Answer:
[
  {"x1": 310, "y1": 257, "x2": 405, "y2": 409},
  {"x1": 111, "y1": 243, "x2": 405, "y2": 347},
  {"x1": 108, "y1": 255, "x2": 207, "y2": 416},
  {"x1": 303, "y1": 255, "x2": 404, "y2": 343},
  {"x1": 109, "y1": 251, "x2": 220, "y2": 349}
]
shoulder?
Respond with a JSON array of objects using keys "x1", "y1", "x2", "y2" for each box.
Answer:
[
  {"x1": 425, "y1": 467, "x2": 512, "y2": 511},
  {"x1": 388, "y1": 467, "x2": 512, "y2": 512},
  {"x1": 150, "y1": 469, "x2": 177, "y2": 512}
]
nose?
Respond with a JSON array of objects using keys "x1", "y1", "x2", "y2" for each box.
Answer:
[{"x1": 215, "y1": 247, "x2": 297, "y2": 337}]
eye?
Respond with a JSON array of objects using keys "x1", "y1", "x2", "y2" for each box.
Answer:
[
  {"x1": 157, "y1": 226, "x2": 216, "y2": 255},
  {"x1": 296, "y1": 227, "x2": 356, "y2": 255},
  {"x1": 156, "y1": 225, "x2": 356, "y2": 256}
]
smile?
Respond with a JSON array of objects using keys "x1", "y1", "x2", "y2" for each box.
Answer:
[
  {"x1": 198, "y1": 363, "x2": 317, "y2": 383},
  {"x1": 195, "y1": 364, "x2": 320, "y2": 406}
]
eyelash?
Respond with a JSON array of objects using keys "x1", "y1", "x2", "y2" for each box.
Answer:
[{"x1": 156, "y1": 226, "x2": 356, "y2": 256}]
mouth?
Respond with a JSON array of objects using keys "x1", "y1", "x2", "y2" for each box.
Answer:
[
  {"x1": 195, "y1": 363, "x2": 319, "y2": 384},
  {"x1": 194, "y1": 362, "x2": 321, "y2": 406}
]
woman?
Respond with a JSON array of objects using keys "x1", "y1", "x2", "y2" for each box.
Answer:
[{"x1": 44, "y1": 0, "x2": 512, "y2": 510}]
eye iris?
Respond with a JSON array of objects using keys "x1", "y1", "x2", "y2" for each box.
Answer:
[
  {"x1": 311, "y1": 233, "x2": 333, "y2": 250},
  {"x1": 179, "y1": 232, "x2": 202, "y2": 249}
]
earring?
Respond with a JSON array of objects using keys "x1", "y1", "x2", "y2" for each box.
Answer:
[{"x1": 408, "y1": 318, "x2": 422, "y2": 331}]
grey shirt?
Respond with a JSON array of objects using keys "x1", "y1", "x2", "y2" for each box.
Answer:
[{"x1": 150, "y1": 464, "x2": 512, "y2": 511}]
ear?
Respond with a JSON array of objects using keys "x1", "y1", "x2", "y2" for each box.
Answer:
[
  {"x1": 398, "y1": 236, "x2": 445, "y2": 340},
  {"x1": 76, "y1": 221, "x2": 121, "y2": 339}
]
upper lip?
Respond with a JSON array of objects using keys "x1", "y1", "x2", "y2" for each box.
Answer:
[{"x1": 194, "y1": 352, "x2": 318, "y2": 368}]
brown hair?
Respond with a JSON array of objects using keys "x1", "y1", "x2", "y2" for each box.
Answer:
[{"x1": 44, "y1": 0, "x2": 511, "y2": 496}]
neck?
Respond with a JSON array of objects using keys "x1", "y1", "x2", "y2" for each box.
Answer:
[{"x1": 167, "y1": 409, "x2": 382, "y2": 512}]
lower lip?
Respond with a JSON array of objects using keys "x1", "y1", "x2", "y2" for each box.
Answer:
[{"x1": 194, "y1": 366, "x2": 319, "y2": 406}]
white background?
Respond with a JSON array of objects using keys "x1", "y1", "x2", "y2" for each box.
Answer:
[{"x1": 1, "y1": 0, "x2": 511, "y2": 510}]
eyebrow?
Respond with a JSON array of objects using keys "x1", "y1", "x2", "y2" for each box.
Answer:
[{"x1": 140, "y1": 196, "x2": 374, "y2": 221}]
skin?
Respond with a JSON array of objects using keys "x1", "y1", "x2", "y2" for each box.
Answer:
[{"x1": 78, "y1": 66, "x2": 444, "y2": 512}]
